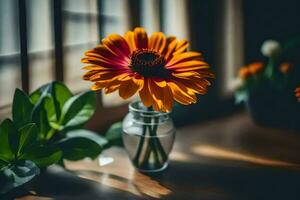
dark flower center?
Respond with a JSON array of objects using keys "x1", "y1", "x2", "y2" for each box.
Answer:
[{"x1": 129, "y1": 49, "x2": 170, "y2": 78}]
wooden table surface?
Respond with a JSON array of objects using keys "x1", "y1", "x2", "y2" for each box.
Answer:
[{"x1": 18, "y1": 112, "x2": 300, "y2": 200}]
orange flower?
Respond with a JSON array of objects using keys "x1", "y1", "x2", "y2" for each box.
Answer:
[
  {"x1": 295, "y1": 87, "x2": 300, "y2": 102},
  {"x1": 279, "y1": 62, "x2": 293, "y2": 73},
  {"x1": 82, "y1": 27, "x2": 214, "y2": 112},
  {"x1": 248, "y1": 62, "x2": 264, "y2": 74},
  {"x1": 238, "y1": 67, "x2": 251, "y2": 79}
]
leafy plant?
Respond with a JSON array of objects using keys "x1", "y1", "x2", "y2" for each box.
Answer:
[
  {"x1": 0, "y1": 81, "x2": 110, "y2": 195},
  {"x1": 235, "y1": 37, "x2": 300, "y2": 103},
  {"x1": 0, "y1": 119, "x2": 56, "y2": 194}
]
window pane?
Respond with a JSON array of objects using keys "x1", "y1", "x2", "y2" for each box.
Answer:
[
  {"x1": 27, "y1": 0, "x2": 54, "y2": 92},
  {"x1": 162, "y1": 0, "x2": 189, "y2": 40},
  {"x1": 101, "y1": 0, "x2": 131, "y2": 107},
  {"x1": 0, "y1": 0, "x2": 22, "y2": 107},
  {"x1": 63, "y1": 0, "x2": 99, "y2": 93},
  {"x1": 101, "y1": 0, "x2": 129, "y2": 36},
  {"x1": 217, "y1": 0, "x2": 244, "y2": 96},
  {"x1": 141, "y1": 0, "x2": 160, "y2": 34}
]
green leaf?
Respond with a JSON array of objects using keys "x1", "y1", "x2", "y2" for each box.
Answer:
[
  {"x1": 0, "y1": 160, "x2": 40, "y2": 194},
  {"x1": 66, "y1": 129, "x2": 108, "y2": 148},
  {"x1": 12, "y1": 89, "x2": 34, "y2": 129},
  {"x1": 29, "y1": 83, "x2": 51, "y2": 105},
  {"x1": 0, "y1": 159, "x2": 7, "y2": 170},
  {"x1": 60, "y1": 91, "x2": 96, "y2": 130},
  {"x1": 21, "y1": 146, "x2": 62, "y2": 167},
  {"x1": 17, "y1": 123, "x2": 38, "y2": 156},
  {"x1": 6, "y1": 119, "x2": 20, "y2": 156},
  {"x1": 30, "y1": 81, "x2": 72, "y2": 121},
  {"x1": 50, "y1": 81, "x2": 72, "y2": 120},
  {"x1": 31, "y1": 97, "x2": 52, "y2": 140},
  {"x1": 105, "y1": 122, "x2": 123, "y2": 147},
  {"x1": 57, "y1": 136, "x2": 102, "y2": 161},
  {"x1": 43, "y1": 95, "x2": 57, "y2": 126},
  {"x1": 0, "y1": 119, "x2": 15, "y2": 161}
]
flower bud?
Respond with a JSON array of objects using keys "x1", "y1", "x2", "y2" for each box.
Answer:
[
  {"x1": 279, "y1": 62, "x2": 293, "y2": 74},
  {"x1": 261, "y1": 40, "x2": 281, "y2": 57}
]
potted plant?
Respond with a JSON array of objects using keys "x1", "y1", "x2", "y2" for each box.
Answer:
[
  {"x1": 235, "y1": 38, "x2": 300, "y2": 130},
  {"x1": 0, "y1": 82, "x2": 120, "y2": 198}
]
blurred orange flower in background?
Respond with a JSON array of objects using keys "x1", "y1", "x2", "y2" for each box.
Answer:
[
  {"x1": 279, "y1": 62, "x2": 293, "y2": 74},
  {"x1": 81, "y1": 27, "x2": 214, "y2": 112},
  {"x1": 295, "y1": 87, "x2": 300, "y2": 102},
  {"x1": 238, "y1": 67, "x2": 251, "y2": 79},
  {"x1": 238, "y1": 62, "x2": 264, "y2": 79},
  {"x1": 248, "y1": 62, "x2": 264, "y2": 74}
]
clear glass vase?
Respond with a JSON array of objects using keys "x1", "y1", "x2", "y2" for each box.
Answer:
[{"x1": 122, "y1": 101, "x2": 176, "y2": 172}]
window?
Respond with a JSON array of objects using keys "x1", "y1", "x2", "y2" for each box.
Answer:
[
  {"x1": 0, "y1": 0, "x2": 22, "y2": 108},
  {"x1": 0, "y1": 0, "x2": 131, "y2": 119},
  {"x1": 63, "y1": 0, "x2": 100, "y2": 92},
  {"x1": 217, "y1": 0, "x2": 244, "y2": 96},
  {"x1": 161, "y1": 0, "x2": 189, "y2": 40},
  {"x1": 0, "y1": 0, "x2": 245, "y2": 125}
]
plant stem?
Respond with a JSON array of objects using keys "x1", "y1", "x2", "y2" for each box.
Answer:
[
  {"x1": 132, "y1": 107, "x2": 153, "y2": 166},
  {"x1": 133, "y1": 121, "x2": 147, "y2": 165},
  {"x1": 133, "y1": 106, "x2": 168, "y2": 170},
  {"x1": 140, "y1": 116, "x2": 168, "y2": 168},
  {"x1": 140, "y1": 121, "x2": 160, "y2": 168}
]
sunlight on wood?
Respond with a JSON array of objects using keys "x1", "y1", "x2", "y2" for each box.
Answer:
[
  {"x1": 192, "y1": 145, "x2": 300, "y2": 169},
  {"x1": 66, "y1": 151, "x2": 172, "y2": 199},
  {"x1": 16, "y1": 196, "x2": 53, "y2": 200},
  {"x1": 170, "y1": 151, "x2": 194, "y2": 162}
]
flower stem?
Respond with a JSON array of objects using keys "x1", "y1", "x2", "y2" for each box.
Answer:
[
  {"x1": 132, "y1": 106, "x2": 168, "y2": 170},
  {"x1": 140, "y1": 116, "x2": 168, "y2": 168},
  {"x1": 132, "y1": 120, "x2": 148, "y2": 165}
]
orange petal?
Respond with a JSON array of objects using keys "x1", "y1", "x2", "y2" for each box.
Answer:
[
  {"x1": 179, "y1": 79, "x2": 210, "y2": 95},
  {"x1": 82, "y1": 65, "x2": 111, "y2": 71},
  {"x1": 153, "y1": 78, "x2": 167, "y2": 87},
  {"x1": 104, "y1": 79, "x2": 121, "y2": 94},
  {"x1": 166, "y1": 52, "x2": 203, "y2": 67},
  {"x1": 84, "y1": 50, "x2": 128, "y2": 66},
  {"x1": 174, "y1": 40, "x2": 189, "y2": 55},
  {"x1": 168, "y1": 81, "x2": 197, "y2": 105},
  {"x1": 94, "y1": 44, "x2": 122, "y2": 59},
  {"x1": 91, "y1": 81, "x2": 109, "y2": 91},
  {"x1": 119, "y1": 78, "x2": 143, "y2": 99},
  {"x1": 89, "y1": 71, "x2": 119, "y2": 81},
  {"x1": 149, "y1": 32, "x2": 166, "y2": 53},
  {"x1": 164, "y1": 39, "x2": 178, "y2": 61},
  {"x1": 168, "y1": 60, "x2": 207, "y2": 69},
  {"x1": 162, "y1": 36, "x2": 176, "y2": 55},
  {"x1": 134, "y1": 27, "x2": 148, "y2": 49},
  {"x1": 167, "y1": 61, "x2": 209, "y2": 72},
  {"x1": 125, "y1": 31, "x2": 136, "y2": 53},
  {"x1": 102, "y1": 34, "x2": 130, "y2": 57},
  {"x1": 81, "y1": 56, "x2": 129, "y2": 69},
  {"x1": 172, "y1": 71, "x2": 201, "y2": 79},
  {"x1": 148, "y1": 79, "x2": 173, "y2": 112},
  {"x1": 139, "y1": 79, "x2": 153, "y2": 107},
  {"x1": 82, "y1": 70, "x2": 101, "y2": 80}
]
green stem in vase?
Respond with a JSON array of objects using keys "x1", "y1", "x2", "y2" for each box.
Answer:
[
  {"x1": 140, "y1": 120, "x2": 161, "y2": 168},
  {"x1": 132, "y1": 106, "x2": 153, "y2": 166},
  {"x1": 140, "y1": 115, "x2": 168, "y2": 168},
  {"x1": 133, "y1": 105, "x2": 169, "y2": 170},
  {"x1": 132, "y1": 118, "x2": 148, "y2": 165}
]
